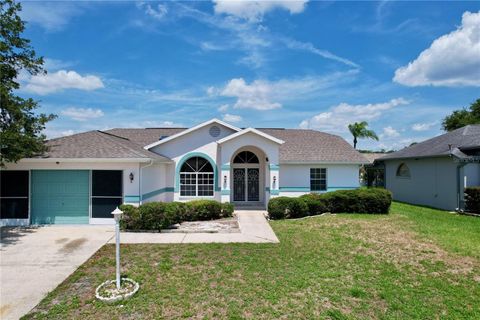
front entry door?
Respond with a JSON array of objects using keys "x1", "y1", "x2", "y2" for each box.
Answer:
[{"x1": 233, "y1": 168, "x2": 260, "y2": 202}]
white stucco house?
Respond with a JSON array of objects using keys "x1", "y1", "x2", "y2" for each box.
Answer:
[
  {"x1": 1, "y1": 119, "x2": 367, "y2": 226},
  {"x1": 376, "y1": 125, "x2": 480, "y2": 211}
]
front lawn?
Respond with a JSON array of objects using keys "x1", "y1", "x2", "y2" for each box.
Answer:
[{"x1": 25, "y1": 202, "x2": 480, "y2": 319}]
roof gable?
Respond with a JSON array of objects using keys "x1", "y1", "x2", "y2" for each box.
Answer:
[
  {"x1": 144, "y1": 118, "x2": 241, "y2": 150},
  {"x1": 216, "y1": 128, "x2": 285, "y2": 145}
]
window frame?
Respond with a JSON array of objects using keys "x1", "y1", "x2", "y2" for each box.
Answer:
[
  {"x1": 179, "y1": 157, "x2": 215, "y2": 197},
  {"x1": 0, "y1": 170, "x2": 30, "y2": 220},
  {"x1": 90, "y1": 170, "x2": 123, "y2": 219},
  {"x1": 396, "y1": 163, "x2": 411, "y2": 179},
  {"x1": 310, "y1": 168, "x2": 327, "y2": 192}
]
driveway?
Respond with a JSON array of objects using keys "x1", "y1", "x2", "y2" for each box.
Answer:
[{"x1": 0, "y1": 226, "x2": 113, "y2": 320}]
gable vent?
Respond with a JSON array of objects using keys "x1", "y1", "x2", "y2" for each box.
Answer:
[
  {"x1": 159, "y1": 135, "x2": 169, "y2": 140},
  {"x1": 209, "y1": 126, "x2": 221, "y2": 137}
]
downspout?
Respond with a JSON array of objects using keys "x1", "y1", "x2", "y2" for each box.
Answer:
[{"x1": 139, "y1": 159, "x2": 154, "y2": 205}]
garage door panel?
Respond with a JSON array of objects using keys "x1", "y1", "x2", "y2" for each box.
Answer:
[{"x1": 31, "y1": 170, "x2": 89, "y2": 225}]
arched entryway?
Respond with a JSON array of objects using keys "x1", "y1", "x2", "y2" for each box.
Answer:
[{"x1": 231, "y1": 148, "x2": 265, "y2": 204}]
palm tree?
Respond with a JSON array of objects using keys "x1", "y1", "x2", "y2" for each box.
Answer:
[{"x1": 348, "y1": 121, "x2": 379, "y2": 149}]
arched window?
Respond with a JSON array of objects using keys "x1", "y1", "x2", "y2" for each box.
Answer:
[
  {"x1": 396, "y1": 163, "x2": 411, "y2": 178},
  {"x1": 233, "y1": 151, "x2": 259, "y2": 164},
  {"x1": 180, "y1": 157, "x2": 214, "y2": 196}
]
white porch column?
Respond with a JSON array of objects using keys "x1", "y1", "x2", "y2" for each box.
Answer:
[{"x1": 220, "y1": 163, "x2": 231, "y2": 203}]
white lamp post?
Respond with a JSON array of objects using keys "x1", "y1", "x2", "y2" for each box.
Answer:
[{"x1": 111, "y1": 207, "x2": 123, "y2": 290}]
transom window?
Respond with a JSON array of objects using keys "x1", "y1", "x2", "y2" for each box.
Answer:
[
  {"x1": 233, "y1": 151, "x2": 259, "y2": 164},
  {"x1": 310, "y1": 168, "x2": 327, "y2": 191},
  {"x1": 180, "y1": 157, "x2": 214, "y2": 197},
  {"x1": 396, "y1": 163, "x2": 411, "y2": 178}
]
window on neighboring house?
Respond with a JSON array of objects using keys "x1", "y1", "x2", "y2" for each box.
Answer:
[
  {"x1": 91, "y1": 170, "x2": 123, "y2": 218},
  {"x1": 180, "y1": 157, "x2": 214, "y2": 197},
  {"x1": 310, "y1": 168, "x2": 327, "y2": 191},
  {"x1": 396, "y1": 163, "x2": 411, "y2": 178},
  {"x1": 0, "y1": 171, "x2": 29, "y2": 219}
]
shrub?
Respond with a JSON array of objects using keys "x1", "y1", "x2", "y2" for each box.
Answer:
[
  {"x1": 139, "y1": 202, "x2": 172, "y2": 230},
  {"x1": 465, "y1": 187, "x2": 480, "y2": 213},
  {"x1": 299, "y1": 193, "x2": 328, "y2": 216},
  {"x1": 221, "y1": 202, "x2": 235, "y2": 218},
  {"x1": 267, "y1": 188, "x2": 392, "y2": 218},
  {"x1": 268, "y1": 197, "x2": 308, "y2": 219},
  {"x1": 186, "y1": 200, "x2": 223, "y2": 221},
  {"x1": 119, "y1": 204, "x2": 140, "y2": 230}
]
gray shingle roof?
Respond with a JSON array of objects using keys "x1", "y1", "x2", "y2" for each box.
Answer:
[
  {"x1": 379, "y1": 125, "x2": 480, "y2": 161},
  {"x1": 34, "y1": 127, "x2": 367, "y2": 163},
  {"x1": 39, "y1": 130, "x2": 170, "y2": 161}
]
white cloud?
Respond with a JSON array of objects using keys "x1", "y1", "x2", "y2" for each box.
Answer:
[
  {"x1": 44, "y1": 58, "x2": 76, "y2": 71},
  {"x1": 394, "y1": 11, "x2": 480, "y2": 87},
  {"x1": 218, "y1": 104, "x2": 229, "y2": 112},
  {"x1": 20, "y1": 2, "x2": 85, "y2": 31},
  {"x1": 282, "y1": 38, "x2": 359, "y2": 68},
  {"x1": 213, "y1": 0, "x2": 308, "y2": 22},
  {"x1": 61, "y1": 107, "x2": 104, "y2": 121},
  {"x1": 139, "y1": 120, "x2": 183, "y2": 128},
  {"x1": 215, "y1": 71, "x2": 358, "y2": 111},
  {"x1": 138, "y1": 2, "x2": 168, "y2": 20},
  {"x1": 412, "y1": 122, "x2": 437, "y2": 131},
  {"x1": 381, "y1": 126, "x2": 400, "y2": 138},
  {"x1": 23, "y1": 70, "x2": 104, "y2": 95},
  {"x1": 223, "y1": 113, "x2": 243, "y2": 122},
  {"x1": 220, "y1": 78, "x2": 281, "y2": 110},
  {"x1": 299, "y1": 98, "x2": 409, "y2": 133}
]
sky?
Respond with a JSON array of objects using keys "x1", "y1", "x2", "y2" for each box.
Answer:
[{"x1": 16, "y1": 0, "x2": 480, "y2": 150}]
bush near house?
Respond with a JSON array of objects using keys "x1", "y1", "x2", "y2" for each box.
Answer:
[
  {"x1": 119, "y1": 200, "x2": 234, "y2": 231},
  {"x1": 464, "y1": 187, "x2": 480, "y2": 213},
  {"x1": 268, "y1": 188, "x2": 392, "y2": 219}
]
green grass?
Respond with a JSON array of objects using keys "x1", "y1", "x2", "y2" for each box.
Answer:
[{"x1": 24, "y1": 202, "x2": 480, "y2": 319}]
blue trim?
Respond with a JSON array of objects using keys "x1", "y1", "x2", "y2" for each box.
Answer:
[
  {"x1": 221, "y1": 189, "x2": 231, "y2": 195},
  {"x1": 270, "y1": 189, "x2": 280, "y2": 195},
  {"x1": 327, "y1": 186, "x2": 358, "y2": 192},
  {"x1": 142, "y1": 187, "x2": 174, "y2": 201},
  {"x1": 221, "y1": 164, "x2": 230, "y2": 170},
  {"x1": 175, "y1": 152, "x2": 218, "y2": 192},
  {"x1": 124, "y1": 195, "x2": 141, "y2": 203},
  {"x1": 279, "y1": 187, "x2": 310, "y2": 192},
  {"x1": 269, "y1": 164, "x2": 279, "y2": 171},
  {"x1": 265, "y1": 187, "x2": 270, "y2": 191}
]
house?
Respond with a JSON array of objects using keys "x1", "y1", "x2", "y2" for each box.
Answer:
[
  {"x1": 0, "y1": 119, "x2": 367, "y2": 226},
  {"x1": 376, "y1": 125, "x2": 480, "y2": 211}
]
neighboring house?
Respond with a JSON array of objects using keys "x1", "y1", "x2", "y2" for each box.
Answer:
[
  {"x1": 376, "y1": 125, "x2": 480, "y2": 211},
  {"x1": 360, "y1": 152, "x2": 387, "y2": 188},
  {"x1": 0, "y1": 119, "x2": 367, "y2": 226}
]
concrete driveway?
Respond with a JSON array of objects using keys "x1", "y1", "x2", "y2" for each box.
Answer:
[{"x1": 0, "y1": 226, "x2": 113, "y2": 320}]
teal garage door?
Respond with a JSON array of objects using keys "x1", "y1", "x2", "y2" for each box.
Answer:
[{"x1": 31, "y1": 170, "x2": 89, "y2": 224}]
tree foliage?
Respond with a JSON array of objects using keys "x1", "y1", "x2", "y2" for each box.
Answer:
[
  {"x1": 348, "y1": 121, "x2": 379, "y2": 149},
  {"x1": 0, "y1": 0, "x2": 56, "y2": 166},
  {"x1": 442, "y1": 99, "x2": 480, "y2": 132}
]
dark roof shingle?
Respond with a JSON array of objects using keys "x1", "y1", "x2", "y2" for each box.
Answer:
[{"x1": 379, "y1": 125, "x2": 480, "y2": 161}]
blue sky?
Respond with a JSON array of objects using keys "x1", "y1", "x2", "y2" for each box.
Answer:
[{"x1": 17, "y1": 0, "x2": 480, "y2": 150}]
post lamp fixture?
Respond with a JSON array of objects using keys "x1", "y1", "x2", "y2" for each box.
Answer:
[
  {"x1": 129, "y1": 172, "x2": 134, "y2": 183},
  {"x1": 273, "y1": 176, "x2": 277, "y2": 189},
  {"x1": 224, "y1": 175, "x2": 227, "y2": 188},
  {"x1": 111, "y1": 207, "x2": 123, "y2": 289}
]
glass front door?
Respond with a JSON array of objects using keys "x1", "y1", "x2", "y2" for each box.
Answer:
[{"x1": 233, "y1": 168, "x2": 260, "y2": 202}]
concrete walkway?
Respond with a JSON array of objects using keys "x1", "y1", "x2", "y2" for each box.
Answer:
[
  {"x1": 114, "y1": 210, "x2": 279, "y2": 244},
  {"x1": 0, "y1": 226, "x2": 113, "y2": 320}
]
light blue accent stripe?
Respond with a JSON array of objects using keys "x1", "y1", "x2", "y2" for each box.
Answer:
[
  {"x1": 175, "y1": 152, "x2": 218, "y2": 192},
  {"x1": 142, "y1": 187, "x2": 174, "y2": 200},
  {"x1": 269, "y1": 164, "x2": 279, "y2": 171},
  {"x1": 221, "y1": 164, "x2": 230, "y2": 170},
  {"x1": 279, "y1": 187, "x2": 310, "y2": 192},
  {"x1": 221, "y1": 189, "x2": 230, "y2": 195},
  {"x1": 270, "y1": 189, "x2": 280, "y2": 195},
  {"x1": 327, "y1": 186, "x2": 358, "y2": 192},
  {"x1": 265, "y1": 187, "x2": 270, "y2": 191},
  {"x1": 124, "y1": 195, "x2": 140, "y2": 203}
]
